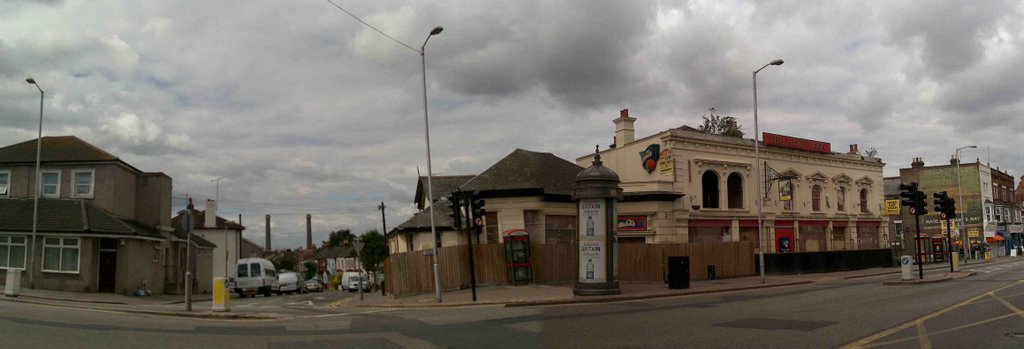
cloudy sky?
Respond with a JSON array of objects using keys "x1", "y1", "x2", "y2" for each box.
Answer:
[{"x1": 2, "y1": 0, "x2": 1022, "y2": 249}]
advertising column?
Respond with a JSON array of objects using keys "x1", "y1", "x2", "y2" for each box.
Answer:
[{"x1": 573, "y1": 148, "x2": 622, "y2": 296}]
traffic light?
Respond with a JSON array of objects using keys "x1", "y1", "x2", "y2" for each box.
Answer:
[
  {"x1": 913, "y1": 191, "x2": 928, "y2": 216},
  {"x1": 470, "y1": 191, "x2": 486, "y2": 223},
  {"x1": 946, "y1": 198, "x2": 957, "y2": 219},
  {"x1": 899, "y1": 183, "x2": 928, "y2": 216},
  {"x1": 933, "y1": 191, "x2": 949, "y2": 216},
  {"x1": 447, "y1": 193, "x2": 462, "y2": 229}
]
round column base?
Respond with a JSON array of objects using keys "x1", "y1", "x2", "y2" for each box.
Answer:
[{"x1": 573, "y1": 282, "x2": 621, "y2": 296}]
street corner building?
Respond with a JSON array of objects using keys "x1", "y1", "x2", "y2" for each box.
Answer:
[
  {"x1": 0, "y1": 136, "x2": 213, "y2": 295},
  {"x1": 575, "y1": 109, "x2": 891, "y2": 272}
]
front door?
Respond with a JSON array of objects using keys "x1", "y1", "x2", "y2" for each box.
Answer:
[{"x1": 99, "y1": 239, "x2": 117, "y2": 293}]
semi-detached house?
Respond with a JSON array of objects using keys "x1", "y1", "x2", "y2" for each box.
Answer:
[{"x1": 0, "y1": 136, "x2": 213, "y2": 295}]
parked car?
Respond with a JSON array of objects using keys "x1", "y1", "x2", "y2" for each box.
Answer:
[
  {"x1": 347, "y1": 275, "x2": 371, "y2": 292},
  {"x1": 339, "y1": 271, "x2": 361, "y2": 290},
  {"x1": 234, "y1": 258, "x2": 279, "y2": 297},
  {"x1": 305, "y1": 278, "x2": 324, "y2": 293},
  {"x1": 277, "y1": 271, "x2": 306, "y2": 295}
]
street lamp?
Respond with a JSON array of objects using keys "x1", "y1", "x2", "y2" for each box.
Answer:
[
  {"x1": 26, "y1": 78, "x2": 43, "y2": 289},
  {"x1": 955, "y1": 145, "x2": 977, "y2": 260},
  {"x1": 420, "y1": 26, "x2": 444, "y2": 303},
  {"x1": 753, "y1": 59, "x2": 783, "y2": 284}
]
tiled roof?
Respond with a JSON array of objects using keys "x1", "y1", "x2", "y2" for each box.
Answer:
[
  {"x1": 0, "y1": 198, "x2": 163, "y2": 239},
  {"x1": 392, "y1": 200, "x2": 458, "y2": 235},
  {"x1": 313, "y1": 245, "x2": 355, "y2": 259},
  {"x1": 0, "y1": 136, "x2": 119, "y2": 164},
  {"x1": 414, "y1": 175, "x2": 475, "y2": 209},
  {"x1": 170, "y1": 226, "x2": 217, "y2": 249},
  {"x1": 171, "y1": 210, "x2": 245, "y2": 230},
  {"x1": 461, "y1": 149, "x2": 583, "y2": 196}
]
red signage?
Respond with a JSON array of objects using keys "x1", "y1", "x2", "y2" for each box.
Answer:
[{"x1": 763, "y1": 133, "x2": 831, "y2": 153}]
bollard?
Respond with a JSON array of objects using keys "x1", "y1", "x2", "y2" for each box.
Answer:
[
  {"x1": 212, "y1": 277, "x2": 230, "y2": 312},
  {"x1": 952, "y1": 253, "x2": 961, "y2": 272},
  {"x1": 900, "y1": 255, "x2": 912, "y2": 281}
]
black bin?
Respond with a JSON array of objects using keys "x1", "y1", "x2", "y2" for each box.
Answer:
[
  {"x1": 707, "y1": 265, "x2": 716, "y2": 280},
  {"x1": 667, "y1": 256, "x2": 690, "y2": 289}
]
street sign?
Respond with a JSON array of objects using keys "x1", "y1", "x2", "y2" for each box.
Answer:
[
  {"x1": 909, "y1": 207, "x2": 916, "y2": 215},
  {"x1": 901, "y1": 256, "x2": 911, "y2": 265},
  {"x1": 884, "y1": 200, "x2": 901, "y2": 215},
  {"x1": 940, "y1": 212, "x2": 947, "y2": 220}
]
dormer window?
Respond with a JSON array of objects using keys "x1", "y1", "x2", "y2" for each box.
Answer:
[
  {"x1": 40, "y1": 170, "x2": 60, "y2": 198},
  {"x1": 72, "y1": 169, "x2": 94, "y2": 198}
]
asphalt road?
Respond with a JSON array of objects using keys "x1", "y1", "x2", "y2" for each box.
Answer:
[{"x1": 2, "y1": 261, "x2": 1023, "y2": 348}]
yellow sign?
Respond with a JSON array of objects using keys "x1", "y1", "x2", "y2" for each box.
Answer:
[
  {"x1": 884, "y1": 200, "x2": 901, "y2": 216},
  {"x1": 940, "y1": 220, "x2": 958, "y2": 234},
  {"x1": 968, "y1": 228, "x2": 980, "y2": 238},
  {"x1": 658, "y1": 148, "x2": 673, "y2": 174},
  {"x1": 779, "y1": 181, "x2": 793, "y2": 202}
]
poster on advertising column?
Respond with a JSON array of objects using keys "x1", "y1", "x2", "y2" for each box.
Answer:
[{"x1": 579, "y1": 198, "x2": 607, "y2": 283}]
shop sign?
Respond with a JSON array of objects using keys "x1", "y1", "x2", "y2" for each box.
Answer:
[
  {"x1": 617, "y1": 215, "x2": 648, "y2": 231},
  {"x1": 884, "y1": 200, "x2": 901, "y2": 216},
  {"x1": 763, "y1": 132, "x2": 831, "y2": 153},
  {"x1": 579, "y1": 199, "x2": 607, "y2": 283},
  {"x1": 639, "y1": 144, "x2": 660, "y2": 174},
  {"x1": 779, "y1": 181, "x2": 793, "y2": 201},
  {"x1": 940, "y1": 220, "x2": 958, "y2": 234},
  {"x1": 968, "y1": 228, "x2": 980, "y2": 238},
  {"x1": 658, "y1": 148, "x2": 673, "y2": 174},
  {"x1": 1010, "y1": 225, "x2": 1024, "y2": 233}
]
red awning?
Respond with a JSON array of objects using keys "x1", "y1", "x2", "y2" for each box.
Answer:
[{"x1": 986, "y1": 235, "x2": 1005, "y2": 242}]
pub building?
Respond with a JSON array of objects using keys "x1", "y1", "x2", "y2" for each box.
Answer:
[{"x1": 576, "y1": 109, "x2": 888, "y2": 253}]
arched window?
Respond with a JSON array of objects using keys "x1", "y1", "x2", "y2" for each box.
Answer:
[
  {"x1": 860, "y1": 189, "x2": 869, "y2": 213},
  {"x1": 702, "y1": 171, "x2": 720, "y2": 209},
  {"x1": 837, "y1": 187, "x2": 846, "y2": 212},
  {"x1": 811, "y1": 185, "x2": 822, "y2": 212},
  {"x1": 727, "y1": 172, "x2": 743, "y2": 209}
]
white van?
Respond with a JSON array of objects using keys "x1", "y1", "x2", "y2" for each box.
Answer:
[
  {"x1": 277, "y1": 271, "x2": 306, "y2": 295},
  {"x1": 339, "y1": 271, "x2": 361, "y2": 291},
  {"x1": 234, "y1": 258, "x2": 279, "y2": 297}
]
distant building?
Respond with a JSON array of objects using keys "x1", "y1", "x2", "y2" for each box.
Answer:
[{"x1": 171, "y1": 200, "x2": 245, "y2": 280}]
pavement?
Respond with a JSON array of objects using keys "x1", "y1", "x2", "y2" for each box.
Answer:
[{"x1": 2, "y1": 255, "x2": 1018, "y2": 319}]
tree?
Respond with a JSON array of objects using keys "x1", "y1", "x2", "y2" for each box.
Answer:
[
  {"x1": 303, "y1": 261, "x2": 317, "y2": 280},
  {"x1": 697, "y1": 108, "x2": 744, "y2": 138},
  {"x1": 359, "y1": 230, "x2": 388, "y2": 277},
  {"x1": 271, "y1": 254, "x2": 297, "y2": 271},
  {"x1": 328, "y1": 229, "x2": 355, "y2": 247}
]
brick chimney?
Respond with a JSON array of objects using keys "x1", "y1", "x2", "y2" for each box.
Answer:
[
  {"x1": 306, "y1": 214, "x2": 312, "y2": 250},
  {"x1": 613, "y1": 108, "x2": 636, "y2": 148},
  {"x1": 950, "y1": 155, "x2": 959, "y2": 166},
  {"x1": 911, "y1": 157, "x2": 924, "y2": 168},
  {"x1": 205, "y1": 199, "x2": 217, "y2": 228},
  {"x1": 265, "y1": 214, "x2": 272, "y2": 251},
  {"x1": 848, "y1": 144, "x2": 859, "y2": 154}
]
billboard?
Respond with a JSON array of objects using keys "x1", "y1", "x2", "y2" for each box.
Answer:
[{"x1": 906, "y1": 165, "x2": 983, "y2": 233}]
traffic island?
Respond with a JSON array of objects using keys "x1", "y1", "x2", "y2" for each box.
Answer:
[{"x1": 882, "y1": 272, "x2": 974, "y2": 286}]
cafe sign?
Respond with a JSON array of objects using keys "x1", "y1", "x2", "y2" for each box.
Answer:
[{"x1": 617, "y1": 215, "x2": 648, "y2": 232}]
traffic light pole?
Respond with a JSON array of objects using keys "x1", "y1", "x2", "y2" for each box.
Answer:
[
  {"x1": 945, "y1": 215, "x2": 954, "y2": 273},
  {"x1": 914, "y1": 212, "x2": 923, "y2": 280},
  {"x1": 464, "y1": 194, "x2": 477, "y2": 302}
]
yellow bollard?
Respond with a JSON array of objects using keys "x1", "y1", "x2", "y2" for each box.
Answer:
[
  {"x1": 952, "y1": 253, "x2": 960, "y2": 272},
  {"x1": 212, "y1": 277, "x2": 230, "y2": 312}
]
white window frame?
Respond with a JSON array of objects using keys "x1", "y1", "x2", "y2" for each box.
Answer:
[
  {"x1": 0, "y1": 170, "x2": 10, "y2": 198},
  {"x1": 0, "y1": 235, "x2": 27, "y2": 270},
  {"x1": 71, "y1": 169, "x2": 95, "y2": 198},
  {"x1": 40, "y1": 170, "x2": 61, "y2": 198},
  {"x1": 42, "y1": 237, "x2": 80, "y2": 274}
]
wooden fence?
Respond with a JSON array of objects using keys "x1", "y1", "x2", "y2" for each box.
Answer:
[{"x1": 384, "y1": 241, "x2": 756, "y2": 297}]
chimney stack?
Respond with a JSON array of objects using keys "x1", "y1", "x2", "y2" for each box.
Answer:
[
  {"x1": 848, "y1": 144, "x2": 859, "y2": 154},
  {"x1": 911, "y1": 157, "x2": 924, "y2": 168},
  {"x1": 265, "y1": 214, "x2": 271, "y2": 251},
  {"x1": 950, "y1": 155, "x2": 959, "y2": 166},
  {"x1": 205, "y1": 199, "x2": 217, "y2": 228},
  {"x1": 306, "y1": 214, "x2": 312, "y2": 250},
  {"x1": 613, "y1": 108, "x2": 636, "y2": 148}
]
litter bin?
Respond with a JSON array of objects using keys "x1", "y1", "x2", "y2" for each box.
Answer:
[
  {"x1": 4, "y1": 269, "x2": 21, "y2": 297},
  {"x1": 707, "y1": 265, "x2": 716, "y2": 280},
  {"x1": 667, "y1": 256, "x2": 690, "y2": 289}
]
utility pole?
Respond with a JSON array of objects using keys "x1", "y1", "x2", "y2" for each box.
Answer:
[
  {"x1": 185, "y1": 197, "x2": 195, "y2": 311},
  {"x1": 378, "y1": 201, "x2": 388, "y2": 296}
]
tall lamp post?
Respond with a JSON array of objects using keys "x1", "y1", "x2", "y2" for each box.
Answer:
[
  {"x1": 26, "y1": 78, "x2": 44, "y2": 289},
  {"x1": 420, "y1": 26, "x2": 444, "y2": 303},
  {"x1": 753, "y1": 59, "x2": 783, "y2": 284},
  {"x1": 955, "y1": 145, "x2": 977, "y2": 260}
]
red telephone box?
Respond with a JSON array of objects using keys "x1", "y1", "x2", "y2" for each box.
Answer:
[{"x1": 504, "y1": 229, "x2": 533, "y2": 285}]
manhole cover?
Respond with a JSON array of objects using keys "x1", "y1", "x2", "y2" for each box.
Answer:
[{"x1": 1006, "y1": 331, "x2": 1024, "y2": 338}]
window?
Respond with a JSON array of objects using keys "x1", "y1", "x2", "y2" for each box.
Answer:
[
  {"x1": 237, "y1": 263, "x2": 248, "y2": 277},
  {"x1": 545, "y1": 215, "x2": 576, "y2": 245},
  {"x1": 72, "y1": 169, "x2": 94, "y2": 198},
  {"x1": 837, "y1": 187, "x2": 846, "y2": 212},
  {"x1": 40, "y1": 170, "x2": 60, "y2": 198},
  {"x1": 0, "y1": 235, "x2": 27, "y2": 270},
  {"x1": 0, "y1": 170, "x2": 9, "y2": 197},
  {"x1": 485, "y1": 212, "x2": 498, "y2": 244},
  {"x1": 524, "y1": 210, "x2": 542, "y2": 240},
  {"x1": 42, "y1": 237, "x2": 79, "y2": 273},
  {"x1": 811, "y1": 185, "x2": 822, "y2": 212},
  {"x1": 250, "y1": 263, "x2": 261, "y2": 277},
  {"x1": 986, "y1": 207, "x2": 991, "y2": 221},
  {"x1": 727, "y1": 172, "x2": 743, "y2": 209},
  {"x1": 860, "y1": 189, "x2": 869, "y2": 213},
  {"x1": 701, "y1": 171, "x2": 720, "y2": 209}
]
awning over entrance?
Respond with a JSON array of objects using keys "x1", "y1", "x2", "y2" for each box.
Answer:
[{"x1": 986, "y1": 235, "x2": 1005, "y2": 243}]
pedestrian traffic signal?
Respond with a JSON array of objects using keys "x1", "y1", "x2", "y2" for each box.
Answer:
[
  {"x1": 447, "y1": 193, "x2": 462, "y2": 229},
  {"x1": 470, "y1": 191, "x2": 486, "y2": 222}
]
